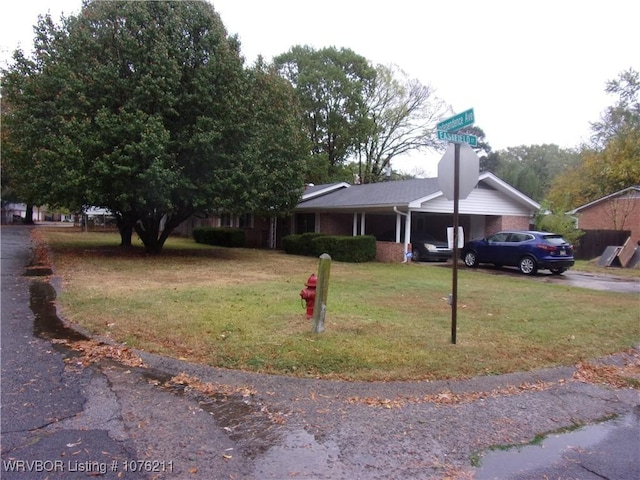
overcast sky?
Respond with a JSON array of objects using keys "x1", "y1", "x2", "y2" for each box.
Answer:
[{"x1": 2, "y1": 0, "x2": 638, "y2": 175}]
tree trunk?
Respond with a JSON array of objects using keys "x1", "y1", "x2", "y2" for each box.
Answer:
[
  {"x1": 135, "y1": 215, "x2": 164, "y2": 255},
  {"x1": 115, "y1": 212, "x2": 136, "y2": 247},
  {"x1": 24, "y1": 204, "x2": 35, "y2": 225},
  {"x1": 134, "y1": 211, "x2": 191, "y2": 255},
  {"x1": 118, "y1": 223, "x2": 133, "y2": 247}
]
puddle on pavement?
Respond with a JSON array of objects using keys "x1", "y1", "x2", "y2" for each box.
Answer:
[
  {"x1": 474, "y1": 412, "x2": 638, "y2": 479},
  {"x1": 141, "y1": 368, "x2": 282, "y2": 458},
  {"x1": 29, "y1": 279, "x2": 89, "y2": 342},
  {"x1": 29, "y1": 272, "x2": 282, "y2": 458}
]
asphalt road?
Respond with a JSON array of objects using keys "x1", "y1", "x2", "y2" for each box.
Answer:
[
  {"x1": 434, "y1": 261, "x2": 640, "y2": 294},
  {"x1": 2, "y1": 225, "x2": 639, "y2": 479}
]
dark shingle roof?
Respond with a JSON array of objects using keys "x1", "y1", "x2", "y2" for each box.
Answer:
[{"x1": 298, "y1": 178, "x2": 441, "y2": 209}]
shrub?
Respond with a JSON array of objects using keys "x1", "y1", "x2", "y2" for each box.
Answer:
[
  {"x1": 283, "y1": 233, "x2": 376, "y2": 262},
  {"x1": 193, "y1": 227, "x2": 245, "y2": 247},
  {"x1": 534, "y1": 205, "x2": 585, "y2": 246},
  {"x1": 282, "y1": 233, "x2": 326, "y2": 256}
]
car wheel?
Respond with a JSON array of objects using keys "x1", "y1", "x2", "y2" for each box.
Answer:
[
  {"x1": 463, "y1": 251, "x2": 478, "y2": 267},
  {"x1": 550, "y1": 268, "x2": 566, "y2": 275},
  {"x1": 412, "y1": 248, "x2": 421, "y2": 262},
  {"x1": 519, "y1": 256, "x2": 538, "y2": 275}
]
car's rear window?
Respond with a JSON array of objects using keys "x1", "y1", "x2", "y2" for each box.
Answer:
[{"x1": 542, "y1": 235, "x2": 568, "y2": 245}]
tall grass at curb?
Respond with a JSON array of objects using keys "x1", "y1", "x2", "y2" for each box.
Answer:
[{"x1": 39, "y1": 228, "x2": 639, "y2": 381}]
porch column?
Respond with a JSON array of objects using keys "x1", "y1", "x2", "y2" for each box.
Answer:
[
  {"x1": 352, "y1": 213, "x2": 358, "y2": 236},
  {"x1": 360, "y1": 212, "x2": 366, "y2": 235},
  {"x1": 404, "y1": 210, "x2": 412, "y2": 255},
  {"x1": 395, "y1": 212, "x2": 402, "y2": 243}
]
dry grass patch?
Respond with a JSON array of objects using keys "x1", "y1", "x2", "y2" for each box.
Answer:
[{"x1": 37, "y1": 228, "x2": 640, "y2": 381}]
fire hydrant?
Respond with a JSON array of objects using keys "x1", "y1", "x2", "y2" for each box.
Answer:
[{"x1": 300, "y1": 274, "x2": 317, "y2": 319}]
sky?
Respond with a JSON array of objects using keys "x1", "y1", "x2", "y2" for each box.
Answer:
[{"x1": 1, "y1": 0, "x2": 638, "y2": 176}]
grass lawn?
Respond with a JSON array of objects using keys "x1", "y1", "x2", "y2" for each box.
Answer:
[{"x1": 35, "y1": 227, "x2": 640, "y2": 381}]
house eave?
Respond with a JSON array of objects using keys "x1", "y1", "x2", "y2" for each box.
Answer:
[{"x1": 295, "y1": 203, "x2": 406, "y2": 213}]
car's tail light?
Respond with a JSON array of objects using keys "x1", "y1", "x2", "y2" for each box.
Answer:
[{"x1": 536, "y1": 243, "x2": 556, "y2": 252}]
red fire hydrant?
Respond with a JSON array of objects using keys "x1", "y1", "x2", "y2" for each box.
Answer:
[{"x1": 300, "y1": 274, "x2": 317, "y2": 319}]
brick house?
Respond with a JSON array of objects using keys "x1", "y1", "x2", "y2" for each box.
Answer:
[
  {"x1": 175, "y1": 172, "x2": 540, "y2": 262},
  {"x1": 568, "y1": 186, "x2": 640, "y2": 246},
  {"x1": 292, "y1": 172, "x2": 540, "y2": 262}
]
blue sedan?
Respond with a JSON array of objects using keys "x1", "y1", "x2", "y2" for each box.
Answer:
[{"x1": 461, "y1": 230, "x2": 575, "y2": 275}]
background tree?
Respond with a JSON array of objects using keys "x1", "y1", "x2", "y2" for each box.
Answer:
[
  {"x1": 481, "y1": 150, "x2": 501, "y2": 173},
  {"x1": 237, "y1": 60, "x2": 308, "y2": 217},
  {"x1": 355, "y1": 64, "x2": 447, "y2": 183},
  {"x1": 2, "y1": 1, "x2": 306, "y2": 253},
  {"x1": 458, "y1": 125, "x2": 492, "y2": 157},
  {"x1": 1, "y1": 13, "x2": 85, "y2": 225},
  {"x1": 492, "y1": 144, "x2": 580, "y2": 202},
  {"x1": 274, "y1": 45, "x2": 376, "y2": 183},
  {"x1": 1, "y1": 91, "x2": 25, "y2": 219},
  {"x1": 547, "y1": 68, "x2": 640, "y2": 210},
  {"x1": 590, "y1": 68, "x2": 640, "y2": 149}
]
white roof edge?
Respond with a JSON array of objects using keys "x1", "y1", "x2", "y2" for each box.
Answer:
[
  {"x1": 301, "y1": 182, "x2": 350, "y2": 201},
  {"x1": 478, "y1": 172, "x2": 541, "y2": 210},
  {"x1": 409, "y1": 192, "x2": 443, "y2": 208},
  {"x1": 409, "y1": 172, "x2": 541, "y2": 210}
]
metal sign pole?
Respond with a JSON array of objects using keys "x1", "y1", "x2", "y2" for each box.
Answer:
[
  {"x1": 451, "y1": 143, "x2": 460, "y2": 344},
  {"x1": 437, "y1": 107, "x2": 478, "y2": 345}
]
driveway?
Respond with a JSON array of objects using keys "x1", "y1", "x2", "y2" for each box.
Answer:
[
  {"x1": 546, "y1": 269, "x2": 640, "y2": 294},
  {"x1": 449, "y1": 263, "x2": 640, "y2": 294}
]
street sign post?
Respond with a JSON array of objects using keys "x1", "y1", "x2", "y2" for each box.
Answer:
[{"x1": 435, "y1": 108, "x2": 478, "y2": 345}]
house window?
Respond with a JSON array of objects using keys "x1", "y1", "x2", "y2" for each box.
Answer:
[
  {"x1": 295, "y1": 213, "x2": 316, "y2": 234},
  {"x1": 220, "y1": 214, "x2": 233, "y2": 227},
  {"x1": 218, "y1": 213, "x2": 253, "y2": 228},
  {"x1": 238, "y1": 213, "x2": 253, "y2": 228}
]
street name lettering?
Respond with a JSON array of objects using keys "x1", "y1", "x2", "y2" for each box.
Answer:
[
  {"x1": 436, "y1": 108, "x2": 475, "y2": 132},
  {"x1": 437, "y1": 130, "x2": 478, "y2": 147}
]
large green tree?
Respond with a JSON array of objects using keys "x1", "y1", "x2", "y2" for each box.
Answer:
[
  {"x1": 355, "y1": 64, "x2": 447, "y2": 183},
  {"x1": 2, "y1": 1, "x2": 305, "y2": 253},
  {"x1": 274, "y1": 45, "x2": 376, "y2": 183}
]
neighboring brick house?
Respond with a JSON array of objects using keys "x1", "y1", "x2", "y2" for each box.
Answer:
[
  {"x1": 568, "y1": 186, "x2": 640, "y2": 246},
  {"x1": 293, "y1": 172, "x2": 540, "y2": 262}
]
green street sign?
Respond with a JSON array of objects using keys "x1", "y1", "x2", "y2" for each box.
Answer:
[
  {"x1": 437, "y1": 130, "x2": 478, "y2": 147},
  {"x1": 437, "y1": 108, "x2": 475, "y2": 132}
]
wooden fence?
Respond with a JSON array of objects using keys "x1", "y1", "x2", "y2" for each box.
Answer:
[{"x1": 575, "y1": 229, "x2": 631, "y2": 260}]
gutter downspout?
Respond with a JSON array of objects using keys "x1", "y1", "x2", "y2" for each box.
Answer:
[{"x1": 393, "y1": 206, "x2": 411, "y2": 263}]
